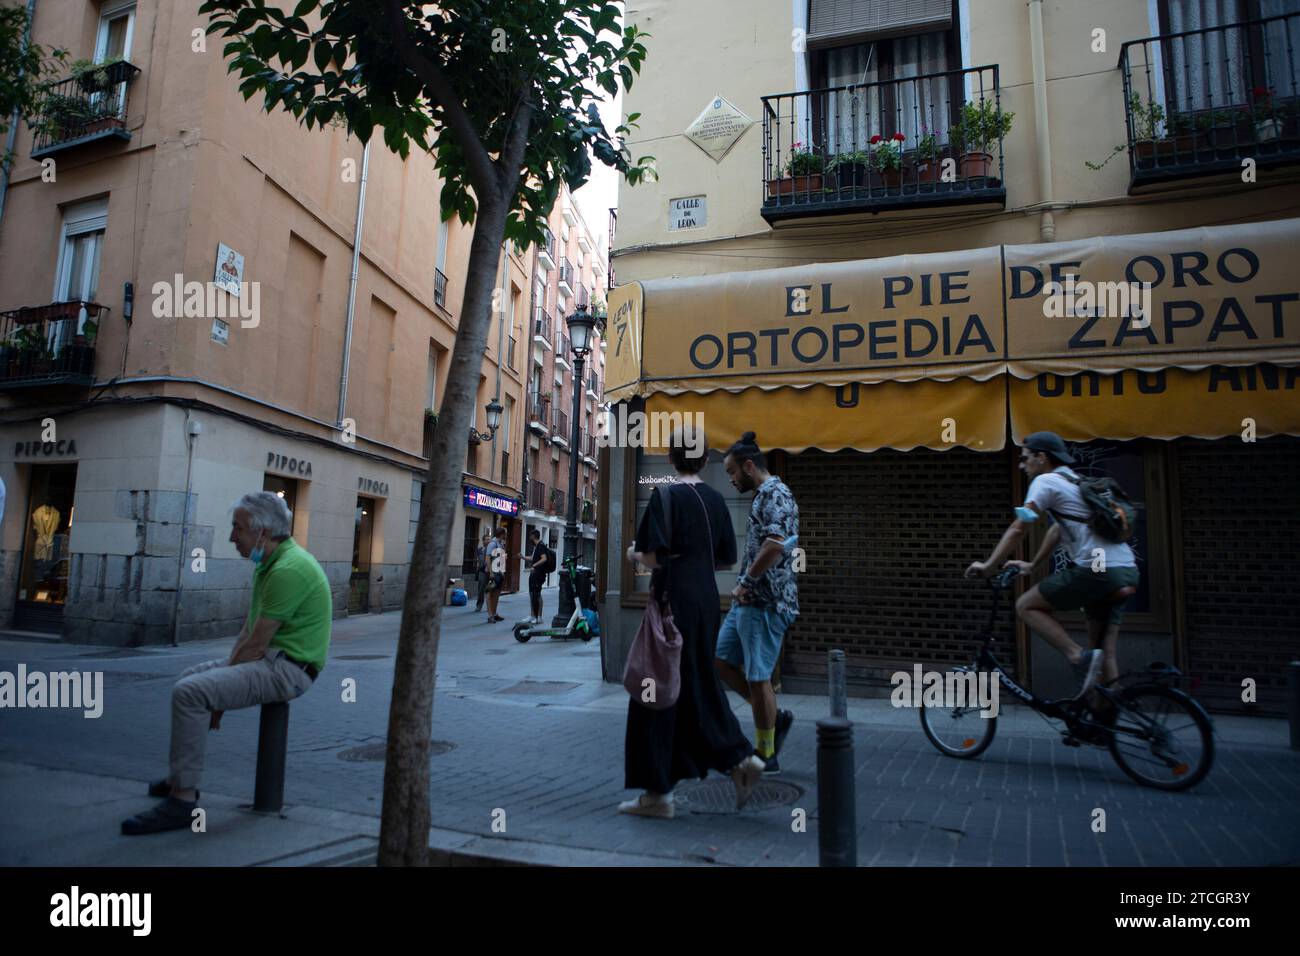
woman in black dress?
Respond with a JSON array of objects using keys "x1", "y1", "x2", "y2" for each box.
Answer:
[{"x1": 622, "y1": 428, "x2": 765, "y2": 818}]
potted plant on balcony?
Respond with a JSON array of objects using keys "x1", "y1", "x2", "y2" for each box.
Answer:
[
  {"x1": 72, "y1": 56, "x2": 127, "y2": 93},
  {"x1": 952, "y1": 98, "x2": 1013, "y2": 179},
  {"x1": 13, "y1": 325, "x2": 52, "y2": 376},
  {"x1": 1252, "y1": 86, "x2": 1282, "y2": 143},
  {"x1": 767, "y1": 141, "x2": 825, "y2": 197},
  {"x1": 41, "y1": 93, "x2": 94, "y2": 138},
  {"x1": 829, "y1": 149, "x2": 869, "y2": 190},
  {"x1": 869, "y1": 133, "x2": 906, "y2": 187},
  {"x1": 913, "y1": 128, "x2": 944, "y2": 184},
  {"x1": 64, "y1": 317, "x2": 98, "y2": 375}
]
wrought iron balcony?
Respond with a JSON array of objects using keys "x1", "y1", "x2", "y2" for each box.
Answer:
[
  {"x1": 1118, "y1": 12, "x2": 1300, "y2": 189},
  {"x1": 31, "y1": 61, "x2": 140, "y2": 158},
  {"x1": 528, "y1": 392, "x2": 550, "y2": 434},
  {"x1": 533, "y1": 307, "x2": 552, "y2": 345},
  {"x1": 549, "y1": 486, "x2": 565, "y2": 514},
  {"x1": 0, "y1": 301, "x2": 105, "y2": 389},
  {"x1": 558, "y1": 258, "x2": 575, "y2": 297},
  {"x1": 529, "y1": 479, "x2": 548, "y2": 511},
  {"x1": 508, "y1": 334, "x2": 517, "y2": 370},
  {"x1": 434, "y1": 268, "x2": 448, "y2": 309},
  {"x1": 761, "y1": 64, "x2": 1006, "y2": 223},
  {"x1": 552, "y1": 408, "x2": 569, "y2": 444},
  {"x1": 538, "y1": 229, "x2": 556, "y2": 271}
]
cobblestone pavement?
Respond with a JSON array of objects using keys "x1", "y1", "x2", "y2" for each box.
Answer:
[{"x1": 2, "y1": 587, "x2": 1297, "y2": 866}]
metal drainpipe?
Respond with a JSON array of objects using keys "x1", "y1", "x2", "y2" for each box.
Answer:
[
  {"x1": 171, "y1": 409, "x2": 198, "y2": 646},
  {"x1": 0, "y1": 0, "x2": 40, "y2": 229},
  {"x1": 337, "y1": 139, "x2": 372, "y2": 427},
  {"x1": 1029, "y1": 0, "x2": 1056, "y2": 242}
]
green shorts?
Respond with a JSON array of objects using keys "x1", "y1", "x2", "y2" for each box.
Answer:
[{"x1": 1038, "y1": 563, "x2": 1140, "y2": 626}]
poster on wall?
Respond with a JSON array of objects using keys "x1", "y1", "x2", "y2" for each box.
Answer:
[{"x1": 213, "y1": 243, "x2": 245, "y2": 297}]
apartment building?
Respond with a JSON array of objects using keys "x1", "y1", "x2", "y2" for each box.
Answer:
[
  {"x1": 0, "y1": 0, "x2": 529, "y2": 642},
  {"x1": 519, "y1": 183, "x2": 609, "y2": 572},
  {"x1": 599, "y1": 0, "x2": 1300, "y2": 713}
]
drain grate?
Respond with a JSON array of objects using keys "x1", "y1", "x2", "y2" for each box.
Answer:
[
  {"x1": 337, "y1": 740, "x2": 455, "y2": 762},
  {"x1": 333, "y1": 655, "x2": 390, "y2": 661},
  {"x1": 673, "y1": 778, "x2": 804, "y2": 814},
  {"x1": 498, "y1": 680, "x2": 580, "y2": 695}
]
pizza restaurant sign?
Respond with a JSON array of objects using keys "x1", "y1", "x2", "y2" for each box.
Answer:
[{"x1": 463, "y1": 485, "x2": 520, "y2": 517}]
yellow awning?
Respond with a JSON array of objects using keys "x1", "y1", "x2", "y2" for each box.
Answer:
[{"x1": 605, "y1": 217, "x2": 1300, "y2": 447}]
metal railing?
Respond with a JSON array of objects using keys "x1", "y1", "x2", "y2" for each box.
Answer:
[
  {"x1": 557, "y1": 332, "x2": 570, "y2": 359},
  {"x1": 0, "y1": 301, "x2": 105, "y2": 388},
  {"x1": 422, "y1": 414, "x2": 437, "y2": 459},
  {"x1": 530, "y1": 391, "x2": 550, "y2": 424},
  {"x1": 31, "y1": 60, "x2": 141, "y2": 157},
  {"x1": 553, "y1": 408, "x2": 569, "y2": 440},
  {"x1": 761, "y1": 64, "x2": 1005, "y2": 217},
  {"x1": 1119, "y1": 12, "x2": 1300, "y2": 182},
  {"x1": 549, "y1": 487, "x2": 565, "y2": 514},
  {"x1": 507, "y1": 334, "x2": 516, "y2": 369},
  {"x1": 558, "y1": 258, "x2": 574, "y2": 288},
  {"x1": 530, "y1": 479, "x2": 548, "y2": 511},
  {"x1": 534, "y1": 308, "x2": 552, "y2": 341},
  {"x1": 434, "y1": 268, "x2": 447, "y2": 308},
  {"x1": 500, "y1": 451, "x2": 509, "y2": 485}
]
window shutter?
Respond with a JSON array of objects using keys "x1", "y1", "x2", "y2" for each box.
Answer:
[{"x1": 807, "y1": 0, "x2": 952, "y2": 48}]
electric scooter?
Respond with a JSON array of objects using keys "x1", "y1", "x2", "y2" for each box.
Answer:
[{"x1": 513, "y1": 555, "x2": 596, "y2": 643}]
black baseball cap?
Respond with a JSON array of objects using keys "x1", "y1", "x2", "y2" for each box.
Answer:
[{"x1": 1022, "y1": 431, "x2": 1075, "y2": 465}]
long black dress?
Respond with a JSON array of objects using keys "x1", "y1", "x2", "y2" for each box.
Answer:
[{"x1": 624, "y1": 481, "x2": 754, "y2": 793}]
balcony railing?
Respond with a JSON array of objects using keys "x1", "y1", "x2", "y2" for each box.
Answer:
[
  {"x1": 31, "y1": 61, "x2": 141, "y2": 158},
  {"x1": 500, "y1": 450, "x2": 509, "y2": 486},
  {"x1": 422, "y1": 413, "x2": 437, "y2": 459},
  {"x1": 1118, "y1": 12, "x2": 1300, "y2": 188},
  {"x1": 761, "y1": 64, "x2": 1006, "y2": 223},
  {"x1": 534, "y1": 308, "x2": 552, "y2": 343},
  {"x1": 549, "y1": 487, "x2": 565, "y2": 514},
  {"x1": 434, "y1": 268, "x2": 448, "y2": 309},
  {"x1": 0, "y1": 301, "x2": 105, "y2": 389},
  {"x1": 538, "y1": 229, "x2": 556, "y2": 271},
  {"x1": 558, "y1": 258, "x2": 575, "y2": 294},
  {"x1": 530, "y1": 479, "x2": 547, "y2": 511},
  {"x1": 553, "y1": 408, "x2": 569, "y2": 441},
  {"x1": 508, "y1": 334, "x2": 517, "y2": 370}
]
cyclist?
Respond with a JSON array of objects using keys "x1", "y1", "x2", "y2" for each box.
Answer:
[{"x1": 965, "y1": 431, "x2": 1139, "y2": 698}]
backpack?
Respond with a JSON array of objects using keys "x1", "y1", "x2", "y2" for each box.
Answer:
[
  {"x1": 1051, "y1": 473, "x2": 1137, "y2": 543},
  {"x1": 541, "y1": 544, "x2": 557, "y2": 574}
]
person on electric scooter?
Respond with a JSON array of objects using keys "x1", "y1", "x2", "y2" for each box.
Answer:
[{"x1": 965, "y1": 431, "x2": 1139, "y2": 699}]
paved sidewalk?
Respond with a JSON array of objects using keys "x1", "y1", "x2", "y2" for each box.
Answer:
[{"x1": 2, "y1": 589, "x2": 1298, "y2": 866}]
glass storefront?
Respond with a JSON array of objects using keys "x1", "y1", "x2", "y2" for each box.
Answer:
[
  {"x1": 15, "y1": 464, "x2": 78, "y2": 632},
  {"x1": 349, "y1": 496, "x2": 375, "y2": 613}
]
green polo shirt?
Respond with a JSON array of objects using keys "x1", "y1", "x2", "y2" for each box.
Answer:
[{"x1": 247, "y1": 537, "x2": 332, "y2": 670}]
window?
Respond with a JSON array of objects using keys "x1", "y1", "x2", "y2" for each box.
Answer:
[
  {"x1": 425, "y1": 346, "x2": 438, "y2": 412},
  {"x1": 96, "y1": 2, "x2": 136, "y2": 63},
  {"x1": 53, "y1": 199, "x2": 106, "y2": 348},
  {"x1": 810, "y1": 1, "x2": 962, "y2": 147}
]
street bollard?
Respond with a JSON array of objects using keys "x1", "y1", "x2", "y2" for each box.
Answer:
[
  {"x1": 816, "y1": 717, "x2": 857, "y2": 867},
  {"x1": 828, "y1": 649, "x2": 847, "y2": 718},
  {"x1": 1288, "y1": 661, "x2": 1300, "y2": 751},
  {"x1": 253, "y1": 701, "x2": 290, "y2": 812}
]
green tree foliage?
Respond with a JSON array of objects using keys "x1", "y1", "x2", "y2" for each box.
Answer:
[{"x1": 1, "y1": 6, "x2": 68, "y2": 156}]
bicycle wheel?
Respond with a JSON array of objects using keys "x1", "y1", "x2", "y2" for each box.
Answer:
[
  {"x1": 920, "y1": 673, "x2": 997, "y2": 758},
  {"x1": 1107, "y1": 684, "x2": 1214, "y2": 791}
]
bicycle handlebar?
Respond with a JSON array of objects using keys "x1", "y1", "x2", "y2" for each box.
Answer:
[{"x1": 990, "y1": 565, "x2": 1022, "y2": 591}]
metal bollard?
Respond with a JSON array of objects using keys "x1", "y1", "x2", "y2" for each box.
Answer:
[
  {"x1": 816, "y1": 717, "x2": 857, "y2": 867},
  {"x1": 828, "y1": 649, "x2": 847, "y2": 718},
  {"x1": 1288, "y1": 661, "x2": 1300, "y2": 751},
  {"x1": 253, "y1": 701, "x2": 290, "y2": 812}
]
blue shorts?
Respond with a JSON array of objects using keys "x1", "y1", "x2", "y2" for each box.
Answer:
[{"x1": 716, "y1": 604, "x2": 793, "y2": 683}]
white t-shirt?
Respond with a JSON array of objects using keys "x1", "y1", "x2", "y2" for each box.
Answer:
[{"x1": 1024, "y1": 467, "x2": 1136, "y2": 569}]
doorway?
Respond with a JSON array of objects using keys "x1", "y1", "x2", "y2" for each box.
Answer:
[
  {"x1": 349, "y1": 495, "x2": 376, "y2": 613},
  {"x1": 14, "y1": 464, "x2": 78, "y2": 633}
]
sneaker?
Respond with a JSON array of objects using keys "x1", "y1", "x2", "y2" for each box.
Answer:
[
  {"x1": 773, "y1": 710, "x2": 794, "y2": 756},
  {"x1": 618, "y1": 792, "x2": 674, "y2": 819},
  {"x1": 1071, "y1": 649, "x2": 1103, "y2": 698},
  {"x1": 121, "y1": 796, "x2": 197, "y2": 835},
  {"x1": 731, "y1": 754, "x2": 765, "y2": 810},
  {"x1": 147, "y1": 779, "x2": 198, "y2": 800},
  {"x1": 758, "y1": 752, "x2": 781, "y2": 775}
]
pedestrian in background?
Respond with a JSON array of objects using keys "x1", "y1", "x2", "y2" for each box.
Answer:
[
  {"x1": 473, "y1": 530, "x2": 491, "y2": 612},
  {"x1": 121, "y1": 491, "x2": 330, "y2": 834},
  {"x1": 526, "y1": 527, "x2": 550, "y2": 623},
  {"x1": 485, "y1": 525, "x2": 507, "y2": 623},
  {"x1": 622, "y1": 426, "x2": 764, "y2": 818}
]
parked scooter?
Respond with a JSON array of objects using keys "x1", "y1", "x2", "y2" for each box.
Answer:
[{"x1": 513, "y1": 555, "x2": 596, "y2": 643}]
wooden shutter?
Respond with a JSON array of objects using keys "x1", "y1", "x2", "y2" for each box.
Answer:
[{"x1": 808, "y1": 0, "x2": 952, "y2": 48}]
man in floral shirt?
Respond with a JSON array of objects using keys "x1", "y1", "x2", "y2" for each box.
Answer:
[{"x1": 717, "y1": 431, "x2": 799, "y2": 774}]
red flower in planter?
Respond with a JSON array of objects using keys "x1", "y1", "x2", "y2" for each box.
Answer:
[
  {"x1": 869, "y1": 134, "x2": 882, "y2": 144},
  {"x1": 892, "y1": 132, "x2": 906, "y2": 142}
]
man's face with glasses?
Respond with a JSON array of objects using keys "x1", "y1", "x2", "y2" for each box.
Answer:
[{"x1": 1019, "y1": 447, "x2": 1052, "y2": 480}]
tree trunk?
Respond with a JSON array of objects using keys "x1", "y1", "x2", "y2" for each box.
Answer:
[{"x1": 378, "y1": 195, "x2": 510, "y2": 866}]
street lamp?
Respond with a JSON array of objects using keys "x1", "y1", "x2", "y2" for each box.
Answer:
[
  {"x1": 469, "y1": 398, "x2": 503, "y2": 443},
  {"x1": 552, "y1": 305, "x2": 595, "y2": 628}
]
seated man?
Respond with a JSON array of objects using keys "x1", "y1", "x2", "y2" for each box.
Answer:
[
  {"x1": 965, "y1": 431, "x2": 1139, "y2": 699},
  {"x1": 121, "y1": 491, "x2": 332, "y2": 835}
]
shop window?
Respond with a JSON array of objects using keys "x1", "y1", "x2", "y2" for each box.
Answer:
[
  {"x1": 349, "y1": 496, "x2": 376, "y2": 613},
  {"x1": 261, "y1": 474, "x2": 299, "y2": 540},
  {"x1": 15, "y1": 464, "x2": 78, "y2": 632}
]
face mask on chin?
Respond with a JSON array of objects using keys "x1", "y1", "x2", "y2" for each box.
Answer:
[{"x1": 249, "y1": 533, "x2": 267, "y2": 564}]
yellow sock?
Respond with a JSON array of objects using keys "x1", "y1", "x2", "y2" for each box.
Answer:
[{"x1": 756, "y1": 727, "x2": 775, "y2": 758}]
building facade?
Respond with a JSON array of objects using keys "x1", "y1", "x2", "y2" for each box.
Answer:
[
  {"x1": 519, "y1": 183, "x2": 609, "y2": 576},
  {"x1": 599, "y1": 0, "x2": 1300, "y2": 714},
  {"x1": 0, "y1": 0, "x2": 530, "y2": 642}
]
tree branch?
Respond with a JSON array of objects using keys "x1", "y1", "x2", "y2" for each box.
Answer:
[
  {"x1": 379, "y1": 0, "x2": 497, "y2": 198},
  {"x1": 497, "y1": 85, "x2": 534, "y2": 196}
]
